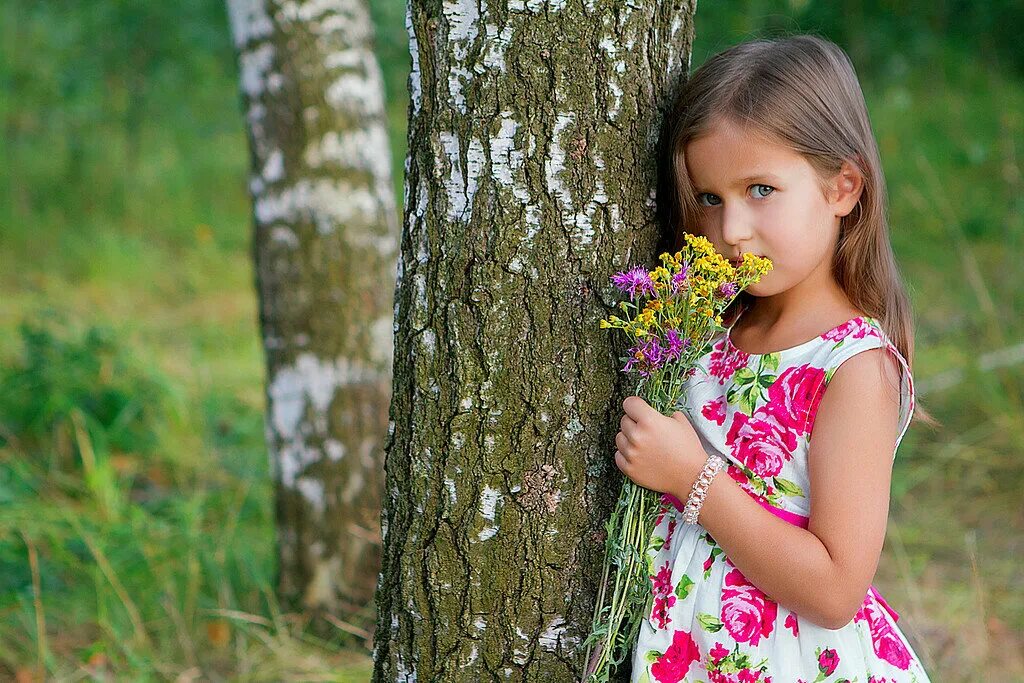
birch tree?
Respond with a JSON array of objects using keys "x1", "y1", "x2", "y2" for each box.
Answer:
[
  {"x1": 374, "y1": 1, "x2": 695, "y2": 679},
  {"x1": 225, "y1": 0, "x2": 398, "y2": 638}
]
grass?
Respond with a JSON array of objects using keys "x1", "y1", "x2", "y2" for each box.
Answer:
[{"x1": 0, "y1": 0, "x2": 1022, "y2": 680}]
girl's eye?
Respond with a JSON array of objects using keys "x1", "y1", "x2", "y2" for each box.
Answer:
[{"x1": 696, "y1": 185, "x2": 775, "y2": 207}]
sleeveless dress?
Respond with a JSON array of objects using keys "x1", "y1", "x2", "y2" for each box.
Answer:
[{"x1": 629, "y1": 309, "x2": 932, "y2": 683}]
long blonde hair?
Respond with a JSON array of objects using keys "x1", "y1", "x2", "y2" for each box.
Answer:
[{"x1": 662, "y1": 34, "x2": 937, "y2": 427}]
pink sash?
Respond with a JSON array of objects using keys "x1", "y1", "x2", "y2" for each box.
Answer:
[{"x1": 663, "y1": 490, "x2": 901, "y2": 623}]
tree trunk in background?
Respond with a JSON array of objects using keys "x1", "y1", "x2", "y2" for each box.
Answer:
[
  {"x1": 373, "y1": 1, "x2": 694, "y2": 680},
  {"x1": 225, "y1": 0, "x2": 398, "y2": 641}
]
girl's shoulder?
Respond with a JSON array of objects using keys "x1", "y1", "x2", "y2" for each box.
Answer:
[{"x1": 813, "y1": 315, "x2": 916, "y2": 458}]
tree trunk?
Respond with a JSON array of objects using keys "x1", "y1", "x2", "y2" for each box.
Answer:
[
  {"x1": 374, "y1": 1, "x2": 695, "y2": 680},
  {"x1": 225, "y1": 0, "x2": 398, "y2": 639}
]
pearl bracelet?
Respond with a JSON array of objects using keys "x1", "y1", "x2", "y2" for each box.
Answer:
[{"x1": 681, "y1": 453, "x2": 726, "y2": 525}]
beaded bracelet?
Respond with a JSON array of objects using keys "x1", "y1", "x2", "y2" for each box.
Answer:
[{"x1": 681, "y1": 453, "x2": 726, "y2": 525}]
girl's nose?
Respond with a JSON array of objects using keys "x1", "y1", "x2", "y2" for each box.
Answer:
[{"x1": 720, "y1": 203, "x2": 753, "y2": 248}]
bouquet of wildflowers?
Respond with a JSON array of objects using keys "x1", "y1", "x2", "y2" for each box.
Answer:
[{"x1": 581, "y1": 234, "x2": 772, "y2": 682}]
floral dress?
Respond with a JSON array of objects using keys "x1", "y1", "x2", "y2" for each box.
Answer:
[{"x1": 630, "y1": 310, "x2": 932, "y2": 683}]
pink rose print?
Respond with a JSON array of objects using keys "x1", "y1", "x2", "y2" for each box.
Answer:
[
  {"x1": 868, "y1": 677, "x2": 893, "y2": 683},
  {"x1": 652, "y1": 561, "x2": 672, "y2": 594},
  {"x1": 655, "y1": 497, "x2": 672, "y2": 526},
  {"x1": 708, "y1": 668, "x2": 768, "y2": 683},
  {"x1": 709, "y1": 642, "x2": 730, "y2": 665},
  {"x1": 709, "y1": 337, "x2": 750, "y2": 384},
  {"x1": 823, "y1": 317, "x2": 880, "y2": 342},
  {"x1": 650, "y1": 561, "x2": 676, "y2": 629},
  {"x1": 720, "y1": 568, "x2": 777, "y2": 646},
  {"x1": 702, "y1": 396, "x2": 728, "y2": 425},
  {"x1": 664, "y1": 516, "x2": 678, "y2": 552},
  {"x1": 726, "y1": 410, "x2": 797, "y2": 478},
  {"x1": 762, "y1": 364, "x2": 826, "y2": 435},
  {"x1": 855, "y1": 602, "x2": 912, "y2": 670},
  {"x1": 817, "y1": 647, "x2": 840, "y2": 676},
  {"x1": 652, "y1": 592, "x2": 677, "y2": 629},
  {"x1": 651, "y1": 628, "x2": 701, "y2": 683},
  {"x1": 785, "y1": 612, "x2": 799, "y2": 636},
  {"x1": 725, "y1": 464, "x2": 777, "y2": 506}
]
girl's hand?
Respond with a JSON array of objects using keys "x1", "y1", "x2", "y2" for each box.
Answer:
[{"x1": 614, "y1": 395, "x2": 703, "y2": 494}]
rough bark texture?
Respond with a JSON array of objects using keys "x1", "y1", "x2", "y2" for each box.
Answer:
[
  {"x1": 225, "y1": 0, "x2": 398, "y2": 637},
  {"x1": 374, "y1": 1, "x2": 695, "y2": 680}
]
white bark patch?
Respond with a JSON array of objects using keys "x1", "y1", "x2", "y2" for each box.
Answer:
[
  {"x1": 563, "y1": 414, "x2": 584, "y2": 439},
  {"x1": 411, "y1": 272, "x2": 428, "y2": 328},
  {"x1": 276, "y1": 0, "x2": 341, "y2": 23},
  {"x1": 545, "y1": 112, "x2": 574, "y2": 212},
  {"x1": 225, "y1": 0, "x2": 274, "y2": 48},
  {"x1": 255, "y1": 179, "x2": 380, "y2": 234},
  {"x1": 324, "y1": 438, "x2": 346, "y2": 461},
  {"x1": 239, "y1": 42, "x2": 275, "y2": 98},
  {"x1": 270, "y1": 225, "x2": 299, "y2": 247},
  {"x1": 278, "y1": 443, "x2": 323, "y2": 489},
  {"x1": 396, "y1": 650, "x2": 417, "y2": 682},
  {"x1": 476, "y1": 485, "x2": 502, "y2": 541},
  {"x1": 262, "y1": 148, "x2": 284, "y2": 182},
  {"x1": 302, "y1": 554, "x2": 341, "y2": 609},
  {"x1": 268, "y1": 353, "x2": 386, "y2": 486},
  {"x1": 341, "y1": 464, "x2": 365, "y2": 504},
  {"x1": 418, "y1": 328, "x2": 436, "y2": 358},
  {"x1": 538, "y1": 615, "x2": 569, "y2": 651},
  {"x1": 490, "y1": 113, "x2": 527, "y2": 203},
  {"x1": 439, "y1": 132, "x2": 484, "y2": 224},
  {"x1": 302, "y1": 124, "x2": 391, "y2": 184},
  {"x1": 442, "y1": 0, "x2": 479, "y2": 113},
  {"x1": 481, "y1": 22, "x2": 514, "y2": 72},
  {"x1": 406, "y1": 3, "x2": 422, "y2": 117},
  {"x1": 369, "y1": 315, "x2": 394, "y2": 369},
  {"x1": 296, "y1": 476, "x2": 326, "y2": 514},
  {"x1": 324, "y1": 61, "x2": 386, "y2": 117},
  {"x1": 444, "y1": 478, "x2": 457, "y2": 505}
]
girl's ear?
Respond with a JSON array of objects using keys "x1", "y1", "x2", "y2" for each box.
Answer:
[{"x1": 828, "y1": 159, "x2": 865, "y2": 218}]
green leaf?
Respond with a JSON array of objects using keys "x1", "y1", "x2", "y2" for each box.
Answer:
[
  {"x1": 739, "y1": 389, "x2": 757, "y2": 415},
  {"x1": 649, "y1": 536, "x2": 665, "y2": 552},
  {"x1": 757, "y1": 372, "x2": 777, "y2": 388},
  {"x1": 733, "y1": 367, "x2": 756, "y2": 385},
  {"x1": 773, "y1": 477, "x2": 805, "y2": 497},
  {"x1": 697, "y1": 613, "x2": 724, "y2": 632},
  {"x1": 644, "y1": 650, "x2": 662, "y2": 664},
  {"x1": 762, "y1": 352, "x2": 781, "y2": 371},
  {"x1": 675, "y1": 574, "x2": 695, "y2": 600}
]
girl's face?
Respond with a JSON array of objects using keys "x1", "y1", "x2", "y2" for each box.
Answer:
[{"x1": 683, "y1": 118, "x2": 861, "y2": 302}]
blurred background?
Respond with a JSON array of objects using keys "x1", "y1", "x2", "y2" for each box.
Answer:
[{"x1": 1, "y1": 0, "x2": 1021, "y2": 680}]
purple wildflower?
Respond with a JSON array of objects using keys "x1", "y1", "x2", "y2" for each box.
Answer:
[
  {"x1": 611, "y1": 266, "x2": 657, "y2": 300},
  {"x1": 641, "y1": 337, "x2": 667, "y2": 370},
  {"x1": 671, "y1": 261, "x2": 690, "y2": 294},
  {"x1": 664, "y1": 329, "x2": 690, "y2": 361},
  {"x1": 717, "y1": 281, "x2": 738, "y2": 298},
  {"x1": 622, "y1": 337, "x2": 669, "y2": 377}
]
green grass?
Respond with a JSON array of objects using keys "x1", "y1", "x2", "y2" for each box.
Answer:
[{"x1": 1, "y1": 0, "x2": 1022, "y2": 680}]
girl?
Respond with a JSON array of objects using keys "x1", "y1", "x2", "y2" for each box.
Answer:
[{"x1": 613, "y1": 35, "x2": 934, "y2": 682}]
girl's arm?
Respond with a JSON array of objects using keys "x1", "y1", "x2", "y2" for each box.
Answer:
[{"x1": 669, "y1": 348, "x2": 903, "y2": 629}]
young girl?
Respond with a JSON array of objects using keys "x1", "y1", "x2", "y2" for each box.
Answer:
[{"x1": 613, "y1": 35, "x2": 934, "y2": 682}]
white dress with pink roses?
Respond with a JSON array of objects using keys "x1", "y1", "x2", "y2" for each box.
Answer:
[{"x1": 629, "y1": 310, "x2": 932, "y2": 683}]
